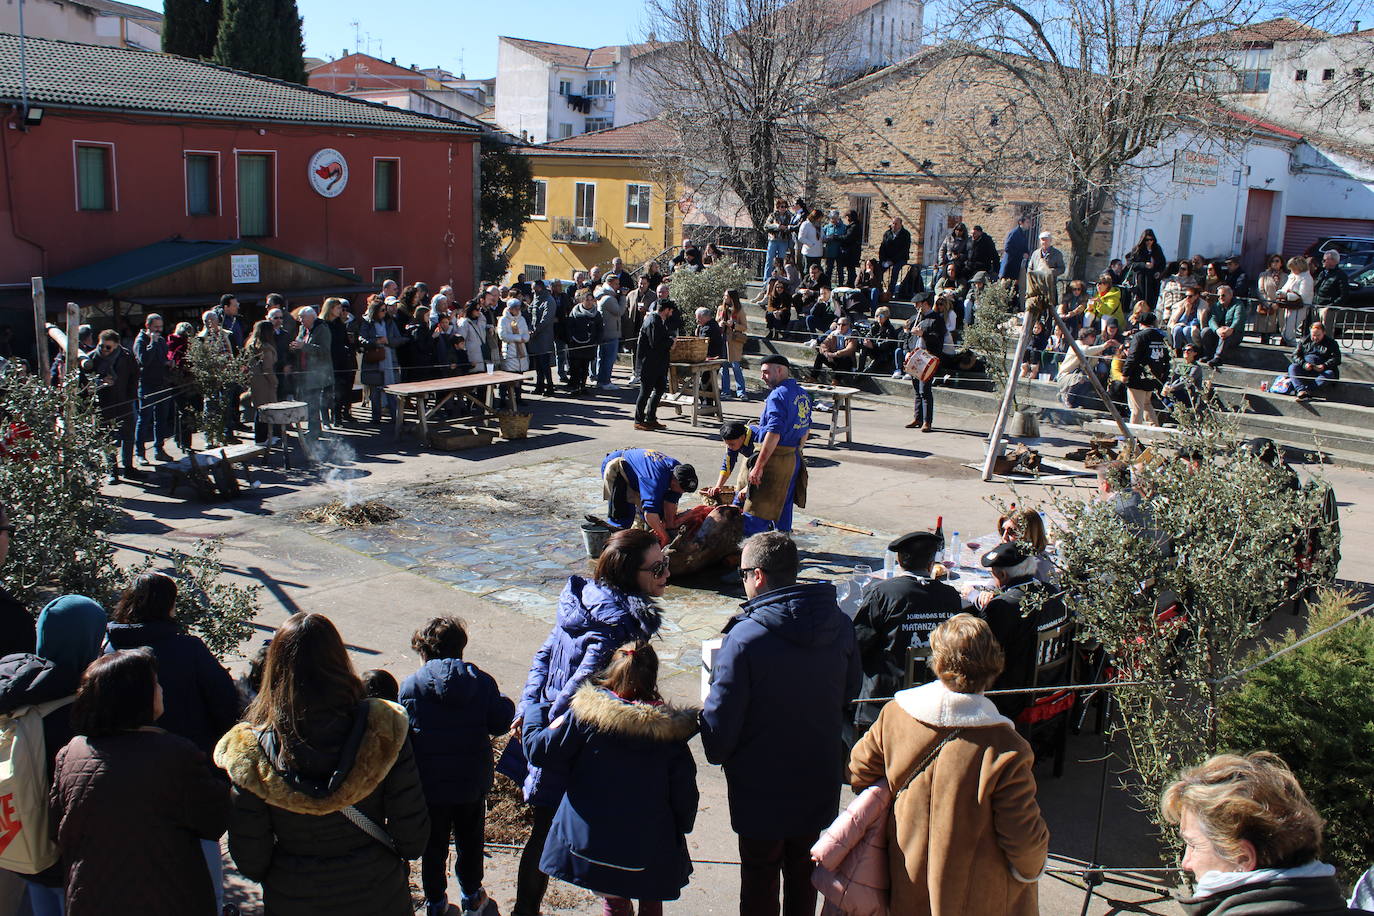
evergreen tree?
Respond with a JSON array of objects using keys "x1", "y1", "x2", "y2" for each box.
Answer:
[
  {"x1": 212, "y1": 0, "x2": 306, "y2": 84},
  {"x1": 162, "y1": 0, "x2": 220, "y2": 59}
]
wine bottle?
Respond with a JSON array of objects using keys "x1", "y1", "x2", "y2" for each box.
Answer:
[{"x1": 934, "y1": 515, "x2": 944, "y2": 551}]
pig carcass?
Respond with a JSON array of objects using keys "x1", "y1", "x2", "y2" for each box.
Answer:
[{"x1": 665, "y1": 504, "x2": 744, "y2": 577}]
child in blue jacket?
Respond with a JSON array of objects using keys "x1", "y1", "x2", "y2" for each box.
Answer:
[
  {"x1": 400, "y1": 616, "x2": 515, "y2": 916},
  {"x1": 523, "y1": 642, "x2": 698, "y2": 916}
]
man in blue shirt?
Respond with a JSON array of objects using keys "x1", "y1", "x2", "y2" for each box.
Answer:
[
  {"x1": 600, "y1": 448, "x2": 698, "y2": 545},
  {"x1": 1000, "y1": 215, "x2": 1031, "y2": 284},
  {"x1": 707, "y1": 420, "x2": 762, "y2": 493},
  {"x1": 742, "y1": 355, "x2": 810, "y2": 536}
]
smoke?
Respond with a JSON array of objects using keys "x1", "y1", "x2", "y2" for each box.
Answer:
[{"x1": 313, "y1": 437, "x2": 362, "y2": 507}]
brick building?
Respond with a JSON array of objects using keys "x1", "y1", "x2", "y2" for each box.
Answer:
[{"x1": 816, "y1": 48, "x2": 1115, "y2": 277}]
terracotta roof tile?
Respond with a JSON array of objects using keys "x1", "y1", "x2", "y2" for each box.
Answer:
[{"x1": 528, "y1": 118, "x2": 661, "y2": 155}]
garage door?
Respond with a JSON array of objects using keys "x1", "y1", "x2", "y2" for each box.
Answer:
[{"x1": 1283, "y1": 216, "x2": 1374, "y2": 257}]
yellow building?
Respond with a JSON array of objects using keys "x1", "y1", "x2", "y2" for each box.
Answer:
[{"x1": 505, "y1": 120, "x2": 677, "y2": 284}]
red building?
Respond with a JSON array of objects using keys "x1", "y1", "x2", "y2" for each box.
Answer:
[{"x1": 0, "y1": 34, "x2": 479, "y2": 339}]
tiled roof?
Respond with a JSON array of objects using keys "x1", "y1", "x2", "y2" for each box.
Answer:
[
  {"x1": 0, "y1": 34, "x2": 477, "y2": 134},
  {"x1": 46, "y1": 240, "x2": 360, "y2": 294},
  {"x1": 501, "y1": 36, "x2": 660, "y2": 70},
  {"x1": 1192, "y1": 17, "x2": 1330, "y2": 45},
  {"x1": 530, "y1": 119, "x2": 662, "y2": 155},
  {"x1": 70, "y1": 0, "x2": 163, "y2": 20}
]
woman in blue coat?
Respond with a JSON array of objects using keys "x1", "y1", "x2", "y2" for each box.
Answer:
[
  {"x1": 513, "y1": 528, "x2": 668, "y2": 916},
  {"x1": 524, "y1": 642, "x2": 698, "y2": 915}
]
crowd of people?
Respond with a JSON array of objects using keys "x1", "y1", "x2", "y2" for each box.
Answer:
[{"x1": 0, "y1": 507, "x2": 1368, "y2": 916}]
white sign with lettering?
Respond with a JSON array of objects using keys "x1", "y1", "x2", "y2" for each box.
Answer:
[
  {"x1": 308, "y1": 148, "x2": 349, "y2": 198},
  {"x1": 230, "y1": 254, "x2": 260, "y2": 284},
  {"x1": 1173, "y1": 150, "x2": 1220, "y2": 186}
]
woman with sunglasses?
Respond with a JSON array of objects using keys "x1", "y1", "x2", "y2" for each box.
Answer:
[{"x1": 512, "y1": 528, "x2": 667, "y2": 916}]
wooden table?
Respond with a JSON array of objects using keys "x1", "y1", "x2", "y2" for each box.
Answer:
[
  {"x1": 385, "y1": 371, "x2": 526, "y2": 441},
  {"x1": 663, "y1": 359, "x2": 725, "y2": 427},
  {"x1": 161, "y1": 443, "x2": 267, "y2": 499},
  {"x1": 802, "y1": 384, "x2": 859, "y2": 447}
]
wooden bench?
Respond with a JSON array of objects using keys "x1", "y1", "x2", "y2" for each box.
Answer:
[
  {"x1": 802, "y1": 384, "x2": 859, "y2": 447},
  {"x1": 385, "y1": 371, "x2": 527, "y2": 441},
  {"x1": 161, "y1": 443, "x2": 267, "y2": 500}
]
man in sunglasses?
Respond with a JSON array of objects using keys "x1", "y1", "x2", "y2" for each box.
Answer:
[
  {"x1": 600, "y1": 447, "x2": 698, "y2": 546},
  {"x1": 80, "y1": 329, "x2": 142, "y2": 483},
  {"x1": 702, "y1": 531, "x2": 859, "y2": 916}
]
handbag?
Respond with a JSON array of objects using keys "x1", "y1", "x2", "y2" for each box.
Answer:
[
  {"x1": 362, "y1": 344, "x2": 386, "y2": 364},
  {"x1": 812, "y1": 729, "x2": 964, "y2": 915},
  {"x1": 903, "y1": 347, "x2": 940, "y2": 383}
]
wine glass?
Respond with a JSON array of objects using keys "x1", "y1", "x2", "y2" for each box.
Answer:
[{"x1": 962, "y1": 541, "x2": 982, "y2": 569}]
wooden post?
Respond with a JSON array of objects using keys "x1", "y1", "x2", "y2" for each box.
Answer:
[
  {"x1": 980, "y1": 316, "x2": 1033, "y2": 481},
  {"x1": 64, "y1": 302, "x2": 80, "y2": 382},
  {"x1": 31, "y1": 278, "x2": 50, "y2": 382}
]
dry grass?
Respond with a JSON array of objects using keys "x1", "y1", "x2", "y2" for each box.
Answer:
[
  {"x1": 488, "y1": 735, "x2": 535, "y2": 845},
  {"x1": 298, "y1": 499, "x2": 402, "y2": 527}
]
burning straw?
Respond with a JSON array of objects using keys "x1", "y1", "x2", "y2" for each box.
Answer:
[{"x1": 297, "y1": 500, "x2": 402, "y2": 528}]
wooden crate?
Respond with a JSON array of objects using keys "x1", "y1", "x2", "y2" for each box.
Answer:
[{"x1": 669, "y1": 337, "x2": 709, "y2": 362}]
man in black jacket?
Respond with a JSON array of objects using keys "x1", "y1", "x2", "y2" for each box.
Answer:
[
  {"x1": 1288, "y1": 321, "x2": 1341, "y2": 401},
  {"x1": 635, "y1": 300, "x2": 675, "y2": 429},
  {"x1": 877, "y1": 217, "x2": 911, "y2": 298},
  {"x1": 852, "y1": 531, "x2": 961, "y2": 732},
  {"x1": 977, "y1": 541, "x2": 1068, "y2": 719},
  {"x1": 1124, "y1": 311, "x2": 1170, "y2": 426},
  {"x1": 81, "y1": 329, "x2": 142, "y2": 482},
  {"x1": 968, "y1": 224, "x2": 999, "y2": 277},
  {"x1": 1313, "y1": 249, "x2": 1349, "y2": 330}
]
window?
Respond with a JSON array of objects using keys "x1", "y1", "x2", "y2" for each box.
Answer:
[
  {"x1": 557, "y1": 123, "x2": 574, "y2": 139},
  {"x1": 374, "y1": 158, "x2": 399, "y2": 211},
  {"x1": 1235, "y1": 48, "x2": 1271, "y2": 92},
  {"x1": 626, "y1": 183, "x2": 651, "y2": 226},
  {"x1": 1361, "y1": 99, "x2": 1372, "y2": 112},
  {"x1": 585, "y1": 117, "x2": 613, "y2": 133},
  {"x1": 237, "y1": 153, "x2": 273, "y2": 237},
  {"x1": 531, "y1": 179, "x2": 547, "y2": 218},
  {"x1": 185, "y1": 152, "x2": 217, "y2": 216},
  {"x1": 585, "y1": 78, "x2": 613, "y2": 97},
  {"x1": 523, "y1": 265, "x2": 546, "y2": 281},
  {"x1": 1177, "y1": 214, "x2": 1194, "y2": 262},
  {"x1": 574, "y1": 182, "x2": 595, "y2": 228},
  {"x1": 75, "y1": 144, "x2": 113, "y2": 211},
  {"x1": 373, "y1": 266, "x2": 403, "y2": 286},
  {"x1": 1323, "y1": 68, "x2": 1335, "y2": 81},
  {"x1": 1295, "y1": 69, "x2": 1308, "y2": 81},
  {"x1": 558, "y1": 80, "x2": 572, "y2": 96},
  {"x1": 849, "y1": 194, "x2": 873, "y2": 245}
]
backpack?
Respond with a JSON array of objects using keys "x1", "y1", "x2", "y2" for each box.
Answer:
[{"x1": 0, "y1": 697, "x2": 72, "y2": 874}]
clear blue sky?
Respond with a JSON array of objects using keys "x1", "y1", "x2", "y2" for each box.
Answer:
[{"x1": 124, "y1": 0, "x2": 653, "y2": 77}]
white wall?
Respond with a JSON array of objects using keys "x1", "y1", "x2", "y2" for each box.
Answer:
[
  {"x1": 0, "y1": 0, "x2": 160, "y2": 49},
  {"x1": 1114, "y1": 129, "x2": 1374, "y2": 264},
  {"x1": 1229, "y1": 34, "x2": 1374, "y2": 147},
  {"x1": 495, "y1": 40, "x2": 554, "y2": 143},
  {"x1": 836, "y1": 0, "x2": 924, "y2": 76}
]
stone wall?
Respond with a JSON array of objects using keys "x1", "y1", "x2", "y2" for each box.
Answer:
[{"x1": 814, "y1": 53, "x2": 1116, "y2": 277}]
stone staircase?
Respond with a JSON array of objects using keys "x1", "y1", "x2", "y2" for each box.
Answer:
[{"x1": 725, "y1": 291, "x2": 1374, "y2": 468}]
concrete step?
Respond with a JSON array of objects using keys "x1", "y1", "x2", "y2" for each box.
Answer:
[{"x1": 1205, "y1": 364, "x2": 1374, "y2": 411}]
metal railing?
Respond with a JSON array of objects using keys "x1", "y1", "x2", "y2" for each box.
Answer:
[{"x1": 552, "y1": 217, "x2": 603, "y2": 245}]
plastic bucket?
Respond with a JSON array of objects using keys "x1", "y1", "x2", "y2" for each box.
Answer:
[{"x1": 580, "y1": 523, "x2": 611, "y2": 558}]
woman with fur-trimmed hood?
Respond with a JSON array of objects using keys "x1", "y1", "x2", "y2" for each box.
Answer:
[
  {"x1": 523, "y1": 642, "x2": 699, "y2": 914},
  {"x1": 214, "y1": 613, "x2": 429, "y2": 916}
]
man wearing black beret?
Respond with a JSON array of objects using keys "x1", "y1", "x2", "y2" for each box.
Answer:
[
  {"x1": 852, "y1": 531, "x2": 961, "y2": 733},
  {"x1": 978, "y1": 542, "x2": 1069, "y2": 718}
]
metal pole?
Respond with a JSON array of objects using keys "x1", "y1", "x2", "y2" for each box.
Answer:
[
  {"x1": 980, "y1": 314, "x2": 1033, "y2": 481},
  {"x1": 31, "y1": 277, "x2": 50, "y2": 382},
  {"x1": 1048, "y1": 308, "x2": 1134, "y2": 446},
  {"x1": 1078, "y1": 690, "x2": 1116, "y2": 916}
]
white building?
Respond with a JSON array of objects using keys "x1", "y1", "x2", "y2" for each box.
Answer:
[
  {"x1": 1111, "y1": 113, "x2": 1374, "y2": 280},
  {"x1": 1189, "y1": 18, "x2": 1374, "y2": 148},
  {"x1": 0, "y1": 0, "x2": 161, "y2": 50},
  {"x1": 495, "y1": 0, "x2": 925, "y2": 143}
]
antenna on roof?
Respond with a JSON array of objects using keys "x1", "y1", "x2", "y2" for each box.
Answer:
[
  {"x1": 458, "y1": 49, "x2": 466, "y2": 80},
  {"x1": 350, "y1": 20, "x2": 362, "y2": 55}
]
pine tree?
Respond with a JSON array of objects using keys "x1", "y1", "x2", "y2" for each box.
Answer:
[
  {"x1": 162, "y1": 0, "x2": 220, "y2": 59},
  {"x1": 212, "y1": 0, "x2": 306, "y2": 84}
]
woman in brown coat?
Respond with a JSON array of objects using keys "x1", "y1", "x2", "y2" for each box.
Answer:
[
  {"x1": 245, "y1": 319, "x2": 279, "y2": 445},
  {"x1": 848, "y1": 613, "x2": 1049, "y2": 916},
  {"x1": 51, "y1": 648, "x2": 230, "y2": 916}
]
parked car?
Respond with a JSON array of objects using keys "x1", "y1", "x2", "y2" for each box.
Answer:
[
  {"x1": 1345, "y1": 263, "x2": 1374, "y2": 308},
  {"x1": 1304, "y1": 236, "x2": 1374, "y2": 260}
]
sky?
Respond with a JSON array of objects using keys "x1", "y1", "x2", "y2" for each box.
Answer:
[{"x1": 121, "y1": 0, "x2": 654, "y2": 77}]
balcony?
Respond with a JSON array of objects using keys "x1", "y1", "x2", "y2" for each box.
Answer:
[{"x1": 552, "y1": 217, "x2": 604, "y2": 245}]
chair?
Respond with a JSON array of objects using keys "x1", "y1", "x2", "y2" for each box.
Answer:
[
  {"x1": 904, "y1": 643, "x2": 935, "y2": 689},
  {"x1": 1014, "y1": 619, "x2": 1078, "y2": 778}
]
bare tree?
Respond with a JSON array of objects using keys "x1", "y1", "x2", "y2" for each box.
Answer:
[
  {"x1": 932, "y1": 0, "x2": 1289, "y2": 279},
  {"x1": 637, "y1": 0, "x2": 856, "y2": 233}
]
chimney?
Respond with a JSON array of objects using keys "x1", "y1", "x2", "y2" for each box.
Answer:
[
  {"x1": 342, "y1": 48, "x2": 348, "y2": 59},
  {"x1": 1352, "y1": 20, "x2": 1362, "y2": 32}
]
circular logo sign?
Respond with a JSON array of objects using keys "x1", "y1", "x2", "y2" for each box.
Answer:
[{"x1": 308, "y1": 148, "x2": 348, "y2": 198}]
